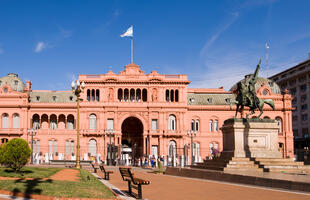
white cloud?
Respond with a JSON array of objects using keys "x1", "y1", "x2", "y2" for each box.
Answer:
[
  {"x1": 200, "y1": 12, "x2": 239, "y2": 56},
  {"x1": 35, "y1": 41, "x2": 48, "y2": 53}
]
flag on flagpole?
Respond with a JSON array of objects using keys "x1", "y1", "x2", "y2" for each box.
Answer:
[
  {"x1": 120, "y1": 26, "x2": 133, "y2": 37},
  {"x1": 265, "y1": 43, "x2": 269, "y2": 49}
]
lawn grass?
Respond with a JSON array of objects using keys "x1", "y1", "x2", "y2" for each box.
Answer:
[
  {"x1": 0, "y1": 166, "x2": 61, "y2": 178},
  {"x1": 0, "y1": 169, "x2": 115, "y2": 199}
]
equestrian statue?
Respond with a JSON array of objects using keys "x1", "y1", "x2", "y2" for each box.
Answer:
[{"x1": 230, "y1": 59, "x2": 275, "y2": 119}]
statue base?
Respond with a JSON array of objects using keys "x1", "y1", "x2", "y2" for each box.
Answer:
[{"x1": 221, "y1": 118, "x2": 282, "y2": 158}]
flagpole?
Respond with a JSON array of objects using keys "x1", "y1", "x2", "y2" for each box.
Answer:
[
  {"x1": 266, "y1": 43, "x2": 269, "y2": 78},
  {"x1": 131, "y1": 36, "x2": 133, "y2": 63}
]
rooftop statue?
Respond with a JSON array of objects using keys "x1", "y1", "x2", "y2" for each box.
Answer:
[{"x1": 231, "y1": 59, "x2": 275, "y2": 119}]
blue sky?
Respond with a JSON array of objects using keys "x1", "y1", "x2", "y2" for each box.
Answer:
[{"x1": 0, "y1": 0, "x2": 310, "y2": 90}]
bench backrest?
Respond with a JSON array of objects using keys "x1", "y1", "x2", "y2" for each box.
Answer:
[
  {"x1": 99, "y1": 165, "x2": 106, "y2": 172},
  {"x1": 119, "y1": 167, "x2": 134, "y2": 181}
]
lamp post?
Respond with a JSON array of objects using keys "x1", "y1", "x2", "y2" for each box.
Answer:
[
  {"x1": 28, "y1": 128, "x2": 37, "y2": 164},
  {"x1": 187, "y1": 130, "x2": 196, "y2": 166},
  {"x1": 106, "y1": 128, "x2": 115, "y2": 166},
  {"x1": 71, "y1": 80, "x2": 85, "y2": 169}
]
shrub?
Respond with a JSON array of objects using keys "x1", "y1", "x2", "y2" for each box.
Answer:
[{"x1": 1, "y1": 138, "x2": 31, "y2": 172}]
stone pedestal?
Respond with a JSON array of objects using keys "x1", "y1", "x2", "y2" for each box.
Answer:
[{"x1": 221, "y1": 118, "x2": 282, "y2": 158}]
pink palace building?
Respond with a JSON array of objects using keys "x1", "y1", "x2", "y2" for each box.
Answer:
[{"x1": 0, "y1": 63, "x2": 294, "y2": 166}]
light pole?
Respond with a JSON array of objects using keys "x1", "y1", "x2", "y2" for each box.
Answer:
[
  {"x1": 187, "y1": 130, "x2": 196, "y2": 166},
  {"x1": 106, "y1": 128, "x2": 115, "y2": 166},
  {"x1": 72, "y1": 80, "x2": 85, "y2": 169},
  {"x1": 28, "y1": 128, "x2": 37, "y2": 164}
]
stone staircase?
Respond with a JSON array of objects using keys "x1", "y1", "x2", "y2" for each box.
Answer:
[
  {"x1": 193, "y1": 155, "x2": 263, "y2": 172},
  {"x1": 193, "y1": 156, "x2": 310, "y2": 174},
  {"x1": 252, "y1": 158, "x2": 310, "y2": 173}
]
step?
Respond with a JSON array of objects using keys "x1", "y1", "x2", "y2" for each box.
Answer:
[
  {"x1": 226, "y1": 164, "x2": 259, "y2": 169},
  {"x1": 259, "y1": 161, "x2": 304, "y2": 166},
  {"x1": 254, "y1": 158, "x2": 293, "y2": 162}
]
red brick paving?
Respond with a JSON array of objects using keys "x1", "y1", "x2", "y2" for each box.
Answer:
[{"x1": 108, "y1": 169, "x2": 310, "y2": 200}]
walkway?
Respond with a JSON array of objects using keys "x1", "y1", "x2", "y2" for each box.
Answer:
[{"x1": 106, "y1": 167, "x2": 310, "y2": 200}]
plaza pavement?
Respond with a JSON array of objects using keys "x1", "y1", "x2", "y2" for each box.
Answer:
[{"x1": 103, "y1": 167, "x2": 310, "y2": 200}]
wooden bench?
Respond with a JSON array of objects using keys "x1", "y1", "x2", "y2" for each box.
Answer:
[
  {"x1": 91, "y1": 163, "x2": 99, "y2": 173},
  {"x1": 119, "y1": 167, "x2": 150, "y2": 199},
  {"x1": 99, "y1": 165, "x2": 113, "y2": 180}
]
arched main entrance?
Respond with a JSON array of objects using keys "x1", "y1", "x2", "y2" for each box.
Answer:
[{"x1": 121, "y1": 117, "x2": 144, "y2": 165}]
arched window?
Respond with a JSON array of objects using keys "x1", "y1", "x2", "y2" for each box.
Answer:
[
  {"x1": 32, "y1": 114, "x2": 40, "y2": 129},
  {"x1": 168, "y1": 140, "x2": 177, "y2": 158},
  {"x1": 58, "y1": 114, "x2": 66, "y2": 129},
  {"x1": 1, "y1": 138, "x2": 8, "y2": 144},
  {"x1": 50, "y1": 114, "x2": 57, "y2": 130},
  {"x1": 175, "y1": 90, "x2": 179, "y2": 102},
  {"x1": 89, "y1": 139, "x2": 97, "y2": 156},
  {"x1": 118, "y1": 89, "x2": 123, "y2": 102},
  {"x1": 13, "y1": 114, "x2": 19, "y2": 129},
  {"x1": 89, "y1": 114, "x2": 97, "y2": 131},
  {"x1": 91, "y1": 89, "x2": 95, "y2": 101},
  {"x1": 170, "y1": 89, "x2": 174, "y2": 102},
  {"x1": 166, "y1": 90, "x2": 169, "y2": 102},
  {"x1": 2, "y1": 113, "x2": 9, "y2": 129},
  {"x1": 67, "y1": 115, "x2": 74, "y2": 130},
  {"x1": 130, "y1": 89, "x2": 135, "y2": 102},
  {"x1": 191, "y1": 120, "x2": 195, "y2": 131},
  {"x1": 168, "y1": 115, "x2": 176, "y2": 130},
  {"x1": 41, "y1": 114, "x2": 48, "y2": 129},
  {"x1": 142, "y1": 89, "x2": 147, "y2": 102},
  {"x1": 96, "y1": 89, "x2": 100, "y2": 101},
  {"x1": 209, "y1": 120, "x2": 213, "y2": 132},
  {"x1": 136, "y1": 89, "x2": 141, "y2": 102},
  {"x1": 124, "y1": 89, "x2": 129, "y2": 102},
  {"x1": 196, "y1": 120, "x2": 200, "y2": 131},
  {"x1": 87, "y1": 89, "x2": 90, "y2": 101},
  {"x1": 275, "y1": 117, "x2": 282, "y2": 133},
  {"x1": 214, "y1": 120, "x2": 218, "y2": 131}
]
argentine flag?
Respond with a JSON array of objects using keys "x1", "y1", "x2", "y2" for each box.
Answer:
[{"x1": 120, "y1": 26, "x2": 133, "y2": 37}]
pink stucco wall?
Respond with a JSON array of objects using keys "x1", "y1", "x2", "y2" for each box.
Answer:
[{"x1": 0, "y1": 63, "x2": 294, "y2": 165}]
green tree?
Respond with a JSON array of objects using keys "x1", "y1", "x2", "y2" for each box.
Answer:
[{"x1": 1, "y1": 138, "x2": 31, "y2": 172}]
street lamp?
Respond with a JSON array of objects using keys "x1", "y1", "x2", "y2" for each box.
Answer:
[
  {"x1": 187, "y1": 130, "x2": 196, "y2": 166},
  {"x1": 72, "y1": 80, "x2": 85, "y2": 169},
  {"x1": 106, "y1": 128, "x2": 115, "y2": 166},
  {"x1": 28, "y1": 128, "x2": 37, "y2": 164}
]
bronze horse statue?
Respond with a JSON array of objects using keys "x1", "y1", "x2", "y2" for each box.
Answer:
[
  {"x1": 230, "y1": 59, "x2": 275, "y2": 119},
  {"x1": 230, "y1": 81, "x2": 275, "y2": 119}
]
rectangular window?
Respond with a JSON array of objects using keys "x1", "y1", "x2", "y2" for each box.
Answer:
[
  {"x1": 71, "y1": 141, "x2": 74, "y2": 154},
  {"x1": 302, "y1": 128, "x2": 309, "y2": 138},
  {"x1": 301, "y1": 104, "x2": 308, "y2": 111},
  {"x1": 36, "y1": 140, "x2": 40, "y2": 154},
  {"x1": 48, "y1": 140, "x2": 53, "y2": 154},
  {"x1": 300, "y1": 84, "x2": 307, "y2": 92},
  {"x1": 290, "y1": 88, "x2": 296, "y2": 95},
  {"x1": 302, "y1": 114, "x2": 308, "y2": 121},
  {"x1": 65, "y1": 140, "x2": 69, "y2": 155},
  {"x1": 152, "y1": 119, "x2": 158, "y2": 130},
  {"x1": 293, "y1": 129, "x2": 298, "y2": 137},
  {"x1": 301, "y1": 95, "x2": 307, "y2": 102},
  {"x1": 53, "y1": 140, "x2": 57, "y2": 154},
  {"x1": 107, "y1": 118, "x2": 114, "y2": 129}
]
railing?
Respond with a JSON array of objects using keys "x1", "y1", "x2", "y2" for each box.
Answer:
[{"x1": 0, "y1": 128, "x2": 24, "y2": 135}]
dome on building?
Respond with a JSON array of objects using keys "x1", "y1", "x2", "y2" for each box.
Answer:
[
  {"x1": 230, "y1": 76, "x2": 281, "y2": 94},
  {"x1": 0, "y1": 73, "x2": 25, "y2": 92}
]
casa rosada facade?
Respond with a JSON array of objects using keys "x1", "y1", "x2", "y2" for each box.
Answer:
[{"x1": 0, "y1": 63, "x2": 294, "y2": 165}]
